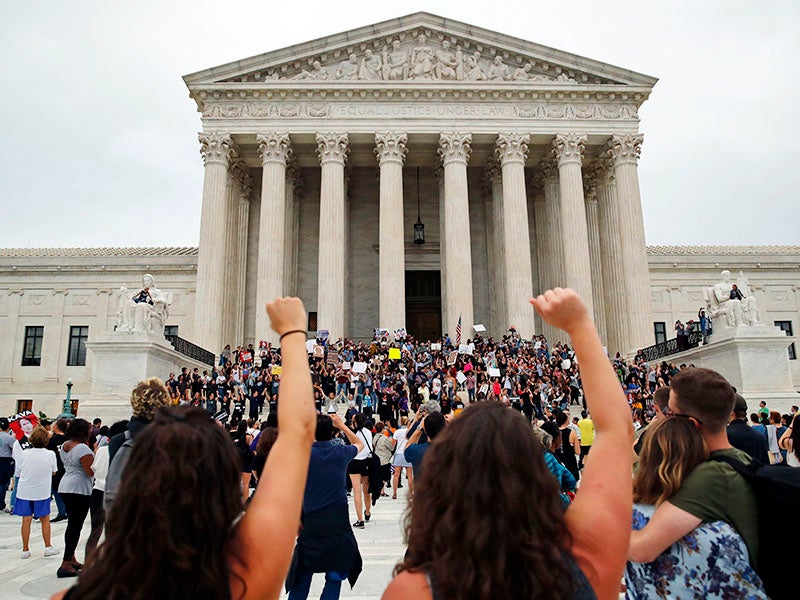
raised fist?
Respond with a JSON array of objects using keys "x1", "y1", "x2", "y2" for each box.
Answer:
[{"x1": 266, "y1": 297, "x2": 307, "y2": 337}]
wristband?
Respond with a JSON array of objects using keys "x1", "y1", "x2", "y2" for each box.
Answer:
[{"x1": 280, "y1": 330, "x2": 306, "y2": 343}]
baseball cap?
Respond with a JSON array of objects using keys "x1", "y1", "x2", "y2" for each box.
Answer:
[{"x1": 734, "y1": 394, "x2": 748, "y2": 414}]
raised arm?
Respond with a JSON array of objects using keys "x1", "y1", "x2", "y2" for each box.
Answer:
[
  {"x1": 230, "y1": 297, "x2": 316, "y2": 600},
  {"x1": 331, "y1": 414, "x2": 364, "y2": 454},
  {"x1": 530, "y1": 288, "x2": 633, "y2": 600}
]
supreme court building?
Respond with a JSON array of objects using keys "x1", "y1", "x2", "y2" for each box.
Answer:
[
  {"x1": 186, "y1": 12, "x2": 657, "y2": 356},
  {"x1": 3, "y1": 14, "x2": 800, "y2": 416}
]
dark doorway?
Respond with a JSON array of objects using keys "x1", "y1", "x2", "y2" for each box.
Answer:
[{"x1": 405, "y1": 270, "x2": 442, "y2": 342}]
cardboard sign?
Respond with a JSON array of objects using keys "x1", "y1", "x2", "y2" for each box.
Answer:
[
  {"x1": 326, "y1": 351, "x2": 338, "y2": 365},
  {"x1": 430, "y1": 343, "x2": 441, "y2": 351},
  {"x1": 458, "y1": 344, "x2": 472, "y2": 355},
  {"x1": 352, "y1": 361, "x2": 368, "y2": 374},
  {"x1": 447, "y1": 351, "x2": 457, "y2": 365},
  {"x1": 318, "y1": 330, "x2": 330, "y2": 342},
  {"x1": 388, "y1": 347, "x2": 401, "y2": 360},
  {"x1": 473, "y1": 324, "x2": 486, "y2": 333},
  {"x1": 240, "y1": 351, "x2": 252, "y2": 363},
  {"x1": 306, "y1": 340, "x2": 316, "y2": 354},
  {"x1": 342, "y1": 361, "x2": 351, "y2": 371},
  {"x1": 488, "y1": 367, "x2": 501, "y2": 378},
  {"x1": 478, "y1": 383, "x2": 489, "y2": 396},
  {"x1": 271, "y1": 366, "x2": 282, "y2": 376},
  {"x1": 561, "y1": 359, "x2": 572, "y2": 371},
  {"x1": 456, "y1": 371, "x2": 467, "y2": 384}
]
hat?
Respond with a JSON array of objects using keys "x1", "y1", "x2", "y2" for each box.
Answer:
[{"x1": 734, "y1": 394, "x2": 748, "y2": 414}]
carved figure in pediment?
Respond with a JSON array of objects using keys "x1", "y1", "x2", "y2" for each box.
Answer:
[
  {"x1": 513, "y1": 63, "x2": 533, "y2": 81},
  {"x1": 555, "y1": 72, "x2": 577, "y2": 84},
  {"x1": 465, "y1": 52, "x2": 486, "y2": 81},
  {"x1": 293, "y1": 60, "x2": 329, "y2": 80},
  {"x1": 487, "y1": 56, "x2": 511, "y2": 81},
  {"x1": 358, "y1": 49, "x2": 383, "y2": 81},
  {"x1": 410, "y1": 34, "x2": 435, "y2": 79},
  {"x1": 434, "y1": 40, "x2": 459, "y2": 81},
  {"x1": 336, "y1": 54, "x2": 359, "y2": 80},
  {"x1": 383, "y1": 40, "x2": 408, "y2": 81}
]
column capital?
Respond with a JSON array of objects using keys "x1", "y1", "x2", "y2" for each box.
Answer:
[
  {"x1": 552, "y1": 133, "x2": 587, "y2": 166},
  {"x1": 374, "y1": 132, "x2": 408, "y2": 166},
  {"x1": 198, "y1": 132, "x2": 234, "y2": 167},
  {"x1": 607, "y1": 133, "x2": 643, "y2": 166},
  {"x1": 438, "y1": 132, "x2": 472, "y2": 166},
  {"x1": 494, "y1": 132, "x2": 530, "y2": 166},
  {"x1": 257, "y1": 133, "x2": 292, "y2": 166},
  {"x1": 316, "y1": 132, "x2": 349, "y2": 165}
]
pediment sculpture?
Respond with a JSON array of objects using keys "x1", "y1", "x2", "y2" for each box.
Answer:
[
  {"x1": 703, "y1": 270, "x2": 762, "y2": 328},
  {"x1": 115, "y1": 274, "x2": 173, "y2": 336},
  {"x1": 271, "y1": 37, "x2": 581, "y2": 84}
]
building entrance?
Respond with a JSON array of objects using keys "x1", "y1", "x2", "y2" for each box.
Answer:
[{"x1": 405, "y1": 270, "x2": 442, "y2": 342}]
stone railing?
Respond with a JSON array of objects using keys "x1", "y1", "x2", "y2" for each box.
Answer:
[{"x1": 165, "y1": 335, "x2": 215, "y2": 367}]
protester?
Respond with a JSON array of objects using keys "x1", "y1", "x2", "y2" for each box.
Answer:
[
  {"x1": 384, "y1": 288, "x2": 634, "y2": 599},
  {"x1": 727, "y1": 395, "x2": 769, "y2": 463},
  {"x1": 372, "y1": 422, "x2": 395, "y2": 496},
  {"x1": 347, "y1": 413, "x2": 374, "y2": 528},
  {"x1": 47, "y1": 418, "x2": 69, "y2": 523},
  {"x1": 576, "y1": 410, "x2": 594, "y2": 469},
  {"x1": 391, "y1": 417, "x2": 413, "y2": 500},
  {"x1": 626, "y1": 416, "x2": 766, "y2": 597},
  {"x1": 538, "y1": 420, "x2": 577, "y2": 507},
  {"x1": 12, "y1": 426, "x2": 59, "y2": 559},
  {"x1": 0, "y1": 417, "x2": 15, "y2": 513},
  {"x1": 403, "y1": 411, "x2": 446, "y2": 479},
  {"x1": 286, "y1": 413, "x2": 364, "y2": 599},
  {"x1": 52, "y1": 296, "x2": 317, "y2": 600},
  {"x1": 779, "y1": 413, "x2": 800, "y2": 467}
]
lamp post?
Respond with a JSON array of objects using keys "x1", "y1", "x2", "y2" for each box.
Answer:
[
  {"x1": 413, "y1": 167, "x2": 425, "y2": 245},
  {"x1": 60, "y1": 379, "x2": 74, "y2": 419}
]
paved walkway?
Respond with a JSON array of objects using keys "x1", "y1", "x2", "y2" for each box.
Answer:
[{"x1": 0, "y1": 484, "x2": 408, "y2": 600}]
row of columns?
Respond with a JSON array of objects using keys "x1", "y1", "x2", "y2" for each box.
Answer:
[{"x1": 195, "y1": 130, "x2": 652, "y2": 357}]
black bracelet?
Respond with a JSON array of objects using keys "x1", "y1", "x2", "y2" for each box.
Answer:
[{"x1": 280, "y1": 330, "x2": 306, "y2": 343}]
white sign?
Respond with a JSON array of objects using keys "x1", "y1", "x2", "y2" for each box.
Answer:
[
  {"x1": 430, "y1": 343, "x2": 442, "y2": 351},
  {"x1": 561, "y1": 359, "x2": 572, "y2": 371},
  {"x1": 488, "y1": 367, "x2": 501, "y2": 378},
  {"x1": 352, "y1": 361, "x2": 368, "y2": 374},
  {"x1": 473, "y1": 324, "x2": 486, "y2": 332},
  {"x1": 458, "y1": 344, "x2": 472, "y2": 355},
  {"x1": 306, "y1": 340, "x2": 316, "y2": 354},
  {"x1": 456, "y1": 371, "x2": 467, "y2": 384},
  {"x1": 342, "y1": 361, "x2": 351, "y2": 370}
]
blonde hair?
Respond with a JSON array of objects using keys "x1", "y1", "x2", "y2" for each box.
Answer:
[
  {"x1": 633, "y1": 417, "x2": 708, "y2": 506},
  {"x1": 130, "y1": 377, "x2": 171, "y2": 420},
  {"x1": 29, "y1": 426, "x2": 50, "y2": 448}
]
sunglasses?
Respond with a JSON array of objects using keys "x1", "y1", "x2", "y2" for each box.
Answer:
[{"x1": 663, "y1": 406, "x2": 704, "y2": 427}]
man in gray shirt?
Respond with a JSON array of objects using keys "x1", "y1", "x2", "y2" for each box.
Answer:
[{"x1": 0, "y1": 418, "x2": 16, "y2": 512}]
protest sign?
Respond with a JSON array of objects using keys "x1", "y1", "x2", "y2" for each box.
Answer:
[
  {"x1": 456, "y1": 371, "x2": 467, "y2": 385},
  {"x1": 271, "y1": 366, "x2": 282, "y2": 376},
  {"x1": 352, "y1": 361, "x2": 368, "y2": 373},
  {"x1": 388, "y1": 347, "x2": 401, "y2": 360},
  {"x1": 326, "y1": 351, "x2": 338, "y2": 365},
  {"x1": 458, "y1": 343, "x2": 472, "y2": 355},
  {"x1": 313, "y1": 344, "x2": 324, "y2": 358},
  {"x1": 488, "y1": 367, "x2": 501, "y2": 378},
  {"x1": 473, "y1": 324, "x2": 486, "y2": 332},
  {"x1": 430, "y1": 343, "x2": 441, "y2": 351},
  {"x1": 447, "y1": 351, "x2": 457, "y2": 365},
  {"x1": 306, "y1": 340, "x2": 316, "y2": 354},
  {"x1": 342, "y1": 361, "x2": 351, "y2": 370}
]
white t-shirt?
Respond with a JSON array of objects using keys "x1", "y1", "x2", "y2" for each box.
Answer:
[
  {"x1": 92, "y1": 445, "x2": 109, "y2": 491},
  {"x1": 393, "y1": 427, "x2": 409, "y2": 455},
  {"x1": 353, "y1": 428, "x2": 373, "y2": 460},
  {"x1": 16, "y1": 447, "x2": 57, "y2": 501}
]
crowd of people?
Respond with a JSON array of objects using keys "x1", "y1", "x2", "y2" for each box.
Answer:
[{"x1": 1, "y1": 290, "x2": 798, "y2": 600}]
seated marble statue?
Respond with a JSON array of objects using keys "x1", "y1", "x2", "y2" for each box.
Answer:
[
  {"x1": 117, "y1": 274, "x2": 171, "y2": 335},
  {"x1": 707, "y1": 270, "x2": 761, "y2": 327}
]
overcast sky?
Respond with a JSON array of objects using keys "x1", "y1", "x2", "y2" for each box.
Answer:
[{"x1": 2, "y1": 0, "x2": 798, "y2": 248}]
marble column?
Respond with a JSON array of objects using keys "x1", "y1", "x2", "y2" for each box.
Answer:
[
  {"x1": 316, "y1": 133, "x2": 349, "y2": 340},
  {"x1": 583, "y1": 170, "x2": 607, "y2": 342},
  {"x1": 234, "y1": 169, "x2": 252, "y2": 345},
  {"x1": 195, "y1": 132, "x2": 233, "y2": 353},
  {"x1": 255, "y1": 133, "x2": 292, "y2": 346},
  {"x1": 541, "y1": 158, "x2": 565, "y2": 288},
  {"x1": 496, "y1": 133, "x2": 535, "y2": 338},
  {"x1": 283, "y1": 164, "x2": 300, "y2": 297},
  {"x1": 438, "y1": 132, "x2": 474, "y2": 341},
  {"x1": 608, "y1": 134, "x2": 654, "y2": 352},
  {"x1": 436, "y1": 167, "x2": 447, "y2": 329},
  {"x1": 223, "y1": 157, "x2": 244, "y2": 346},
  {"x1": 531, "y1": 176, "x2": 552, "y2": 340},
  {"x1": 375, "y1": 132, "x2": 408, "y2": 331},
  {"x1": 486, "y1": 164, "x2": 507, "y2": 335},
  {"x1": 594, "y1": 159, "x2": 630, "y2": 358},
  {"x1": 553, "y1": 133, "x2": 594, "y2": 320}
]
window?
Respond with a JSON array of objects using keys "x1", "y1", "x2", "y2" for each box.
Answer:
[
  {"x1": 164, "y1": 325, "x2": 179, "y2": 337},
  {"x1": 307, "y1": 311, "x2": 317, "y2": 332},
  {"x1": 16, "y1": 399, "x2": 32, "y2": 413},
  {"x1": 22, "y1": 326, "x2": 44, "y2": 366},
  {"x1": 774, "y1": 321, "x2": 796, "y2": 360},
  {"x1": 653, "y1": 322, "x2": 667, "y2": 345},
  {"x1": 67, "y1": 326, "x2": 89, "y2": 366}
]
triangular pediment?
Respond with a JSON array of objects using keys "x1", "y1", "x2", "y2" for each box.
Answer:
[{"x1": 183, "y1": 13, "x2": 657, "y2": 90}]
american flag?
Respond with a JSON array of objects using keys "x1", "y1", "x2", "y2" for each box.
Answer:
[{"x1": 455, "y1": 314, "x2": 462, "y2": 346}]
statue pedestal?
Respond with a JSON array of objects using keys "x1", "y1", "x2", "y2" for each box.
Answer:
[
  {"x1": 670, "y1": 324, "x2": 798, "y2": 414},
  {"x1": 81, "y1": 332, "x2": 210, "y2": 422}
]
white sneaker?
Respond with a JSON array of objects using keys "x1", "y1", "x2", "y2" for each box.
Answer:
[
  {"x1": 21, "y1": 550, "x2": 31, "y2": 559},
  {"x1": 44, "y1": 546, "x2": 59, "y2": 557}
]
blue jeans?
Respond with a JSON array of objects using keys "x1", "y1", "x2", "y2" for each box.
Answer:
[
  {"x1": 335, "y1": 383, "x2": 348, "y2": 399},
  {"x1": 288, "y1": 569, "x2": 344, "y2": 600}
]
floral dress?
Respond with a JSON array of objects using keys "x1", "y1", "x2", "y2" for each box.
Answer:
[{"x1": 626, "y1": 504, "x2": 766, "y2": 599}]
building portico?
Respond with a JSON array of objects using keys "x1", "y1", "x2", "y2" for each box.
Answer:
[{"x1": 183, "y1": 12, "x2": 658, "y2": 356}]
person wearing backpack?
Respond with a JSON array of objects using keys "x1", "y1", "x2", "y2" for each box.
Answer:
[{"x1": 628, "y1": 368, "x2": 799, "y2": 600}]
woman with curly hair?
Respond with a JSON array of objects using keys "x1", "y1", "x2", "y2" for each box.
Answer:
[
  {"x1": 51, "y1": 297, "x2": 317, "y2": 600},
  {"x1": 383, "y1": 288, "x2": 634, "y2": 600},
  {"x1": 626, "y1": 416, "x2": 766, "y2": 598}
]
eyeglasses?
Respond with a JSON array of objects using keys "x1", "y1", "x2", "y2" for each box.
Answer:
[{"x1": 663, "y1": 405, "x2": 703, "y2": 427}]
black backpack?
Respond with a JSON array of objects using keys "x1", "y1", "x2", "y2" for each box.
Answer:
[{"x1": 712, "y1": 455, "x2": 800, "y2": 600}]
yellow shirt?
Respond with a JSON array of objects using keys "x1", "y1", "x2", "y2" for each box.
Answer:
[{"x1": 577, "y1": 418, "x2": 595, "y2": 446}]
